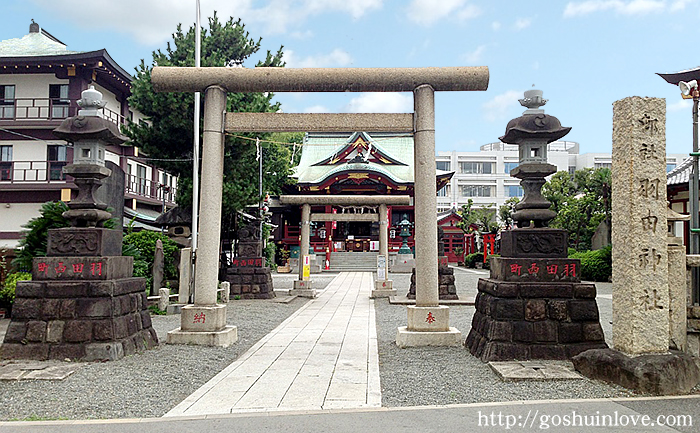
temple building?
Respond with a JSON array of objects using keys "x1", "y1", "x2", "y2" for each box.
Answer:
[{"x1": 271, "y1": 131, "x2": 452, "y2": 267}]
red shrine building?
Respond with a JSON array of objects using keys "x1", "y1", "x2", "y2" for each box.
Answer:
[{"x1": 271, "y1": 131, "x2": 454, "y2": 265}]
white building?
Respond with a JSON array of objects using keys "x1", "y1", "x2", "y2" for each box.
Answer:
[
  {"x1": 0, "y1": 22, "x2": 177, "y2": 249},
  {"x1": 436, "y1": 142, "x2": 685, "y2": 214}
]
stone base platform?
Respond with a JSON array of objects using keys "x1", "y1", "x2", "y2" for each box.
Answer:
[
  {"x1": 166, "y1": 326, "x2": 238, "y2": 347},
  {"x1": 167, "y1": 304, "x2": 238, "y2": 347},
  {"x1": 407, "y1": 266, "x2": 458, "y2": 300},
  {"x1": 572, "y1": 348, "x2": 700, "y2": 395},
  {"x1": 396, "y1": 306, "x2": 461, "y2": 347},
  {"x1": 220, "y1": 265, "x2": 275, "y2": 299},
  {"x1": 466, "y1": 273, "x2": 607, "y2": 361},
  {"x1": 1, "y1": 275, "x2": 158, "y2": 361}
]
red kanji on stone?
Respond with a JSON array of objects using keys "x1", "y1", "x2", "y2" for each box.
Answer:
[
  {"x1": 193, "y1": 312, "x2": 206, "y2": 324},
  {"x1": 510, "y1": 264, "x2": 522, "y2": 276},
  {"x1": 247, "y1": 259, "x2": 255, "y2": 266},
  {"x1": 90, "y1": 262, "x2": 103, "y2": 276},
  {"x1": 72, "y1": 263, "x2": 84, "y2": 273},
  {"x1": 232, "y1": 259, "x2": 239, "y2": 266},
  {"x1": 55, "y1": 262, "x2": 67, "y2": 274},
  {"x1": 37, "y1": 262, "x2": 48, "y2": 274},
  {"x1": 546, "y1": 264, "x2": 558, "y2": 275},
  {"x1": 563, "y1": 263, "x2": 576, "y2": 277},
  {"x1": 528, "y1": 263, "x2": 539, "y2": 275},
  {"x1": 426, "y1": 312, "x2": 436, "y2": 324},
  {"x1": 255, "y1": 258, "x2": 263, "y2": 266}
]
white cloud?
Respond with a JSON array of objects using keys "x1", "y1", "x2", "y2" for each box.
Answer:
[
  {"x1": 28, "y1": 0, "x2": 383, "y2": 45},
  {"x1": 283, "y1": 49, "x2": 353, "y2": 68},
  {"x1": 668, "y1": 99, "x2": 692, "y2": 112},
  {"x1": 406, "y1": 0, "x2": 481, "y2": 26},
  {"x1": 303, "y1": 105, "x2": 331, "y2": 113},
  {"x1": 463, "y1": 45, "x2": 486, "y2": 64},
  {"x1": 343, "y1": 93, "x2": 413, "y2": 113},
  {"x1": 563, "y1": 0, "x2": 669, "y2": 17},
  {"x1": 482, "y1": 90, "x2": 522, "y2": 122},
  {"x1": 491, "y1": 21, "x2": 502, "y2": 31},
  {"x1": 670, "y1": 0, "x2": 694, "y2": 10},
  {"x1": 514, "y1": 17, "x2": 532, "y2": 30}
]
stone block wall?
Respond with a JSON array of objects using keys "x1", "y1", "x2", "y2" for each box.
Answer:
[
  {"x1": 2, "y1": 277, "x2": 157, "y2": 361},
  {"x1": 407, "y1": 265, "x2": 458, "y2": 300},
  {"x1": 221, "y1": 266, "x2": 275, "y2": 299}
]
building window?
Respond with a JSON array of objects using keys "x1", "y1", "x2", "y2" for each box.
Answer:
[
  {"x1": 568, "y1": 166, "x2": 576, "y2": 176},
  {"x1": 503, "y1": 162, "x2": 519, "y2": 173},
  {"x1": 666, "y1": 163, "x2": 676, "y2": 172},
  {"x1": 459, "y1": 161, "x2": 493, "y2": 174},
  {"x1": 49, "y1": 84, "x2": 69, "y2": 118},
  {"x1": 436, "y1": 161, "x2": 451, "y2": 171},
  {"x1": 0, "y1": 145, "x2": 12, "y2": 181},
  {"x1": 461, "y1": 185, "x2": 494, "y2": 197},
  {"x1": 0, "y1": 85, "x2": 15, "y2": 119},
  {"x1": 594, "y1": 162, "x2": 612, "y2": 169},
  {"x1": 47, "y1": 145, "x2": 68, "y2": 180},
  {"x1": 437, "y1": 184, "x2": 450, "y2": 197},
  {"x1": 506, "y1": 185, "x2": 524, "y2": 197},
  {"x1": 137, "y1": 165, "x2": 147, "y2": 195}
]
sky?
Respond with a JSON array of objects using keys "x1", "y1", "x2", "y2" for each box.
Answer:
[{"x1": 2, "y1": 0, "x2": 700, "y2": 155}]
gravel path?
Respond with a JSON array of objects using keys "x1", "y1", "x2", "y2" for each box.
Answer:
[{"x1": 0, "y1": 269, "x2": 689, "y2": 421}]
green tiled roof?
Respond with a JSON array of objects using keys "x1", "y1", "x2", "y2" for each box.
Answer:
[
  {"x1": 0, "y1": 30, "x2": 81, "y2": 57},
  {"x1": 294, "y1": 132, "x2": 415, "y2": 184}
]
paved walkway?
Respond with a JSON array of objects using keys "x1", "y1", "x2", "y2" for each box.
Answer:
[{"x1": 166, "y1": 272, "x2": 381, "y2": 416}]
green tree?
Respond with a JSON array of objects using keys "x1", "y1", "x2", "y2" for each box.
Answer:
[
  {"x1": 542, "y1": 168, "x2": 611, "y2": 251},
  {"x1": 498, "y1": 197, "x2": 519, "y2": 230},
  {"x1": 125, "y1": 13, "x2": 295, "y2": 219}
]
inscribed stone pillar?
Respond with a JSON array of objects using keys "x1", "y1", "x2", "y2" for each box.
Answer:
[
  {"x1": 412, "y1": 84, "x2": 439, "y2": 307},
  {"x1": 396, "y1": 85, "x2": 460, "y2": 347},
  {"x1": 298, "y1": 203, "x2": 311, "y2": 281},
  {"x1": 373, "y1": 203, "x2": 395, "y2": 297},
  {"x1": 194, "y1": 85, "x2": 227, "y2": 306},
  {"x1": 178, "y1": 247, "x2": 192, "y2": 304},
  {"x1": 167, "y1": 85, "x2": 237, "y2": 347},
  {"x1": 152, "y1": 239, "x2": 164, "y2": 296},
  {"x1": 612, "y1": 97, "x2": 669, "y2": 354}
]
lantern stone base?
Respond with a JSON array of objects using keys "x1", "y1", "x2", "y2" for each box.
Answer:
[
  {"x1": 390, "y1": 254, "x2": 415, "y2": 273},
  {"x1": 407, "y1": 266, "x2": 458, "y2": 300},
  {"x1": 166, "y1": 304, "x2": 237, "y2": 347},
  {"x1": 372, "y1": 280, "x2": 395, "y2": 298},
  {"x1": 396, "y1": 306, "x2": 461, "y2": 348}
]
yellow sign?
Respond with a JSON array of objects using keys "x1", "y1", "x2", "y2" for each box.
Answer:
[{"x1": 302, "y1": 255, "x2": 310, "y2": 279}]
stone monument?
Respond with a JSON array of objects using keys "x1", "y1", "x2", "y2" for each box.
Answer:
[
  {"x1": 220, "y1": 219, "x2": 275, "y2": 299},
  {"x1": 572, "y1": 97, "x2": 700, "y2": 395},
  {"x1": 0, "y1": 87, "x2": 158, "y2": 361},
  {"x1": 466, "y1": 89, "x2": 607, "y2": 361},
  {"x1": 391, "y1": 214, "x2": 416, "y2": 273}
]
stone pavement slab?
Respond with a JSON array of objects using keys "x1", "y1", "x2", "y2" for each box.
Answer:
[
  {"x1": 489, "y1": 361, "x2": 583, "y2": 381},
  {"x1": 165, "y1": 272, "x2": 381, "y2": 416},
  {"x1": 0, "y1": 360, "x2": 80, "y2": 381}
]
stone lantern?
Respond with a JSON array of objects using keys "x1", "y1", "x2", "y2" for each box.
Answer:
[
  {"x1": 397, "y1": 214, "x2": 413, "y2": 254},
  {"x1": 500, "y1": 89, "x2": 571, "y2": 230}
]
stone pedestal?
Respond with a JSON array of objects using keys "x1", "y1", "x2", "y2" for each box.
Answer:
[
  {"x1": 1, "y1": 228, "x2": 158, "y2": 361},
  {"x1": 290, "y1": 279, "x2": 316, "y2": 298},
  {"x1": 466, "y1": 257, "x2": 607, "y2": 361},
  {"x1": 166, "y1": 305, "x2": 237, "y2": 347},
  {"x1": 220, "y1": 259, "x2": 275, "y2": 299},
  {"x1": 391, "y1": 254, "x2": 415, "y2": 273},
  {"x1": 407, "y1": 265, "x2": 457, "y2": 300},
  {"x1": 396, "y1": 306, "x2": 461, "y2": 347},
  {"x1": 372, "y1": 279, "x2": 396, "y2": 298}
]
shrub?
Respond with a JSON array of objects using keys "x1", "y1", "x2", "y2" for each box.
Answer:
[
  {"x1": 0, "y1": 272, "x2": 32, "y2": 304},
  {"x1": 569, "y1": 245, "x2": 612, "y2": 282},
  {"x1": 465, "y1": 252, "x2": 483, "y2": 268},
  {"x1": 122, "y1": 231, "x2": 179, "y2": 283}
]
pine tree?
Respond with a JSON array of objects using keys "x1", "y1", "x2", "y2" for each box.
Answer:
[{"x1": 125, "y1": 13, "x2": 295, "y2": 219}]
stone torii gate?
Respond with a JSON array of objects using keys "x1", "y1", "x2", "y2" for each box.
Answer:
[
  {"x1": 152, "y1": 66, "x2": 489, "y2": 347},
  {"x1": 279, "y1": 194, "x2": 412, "y2": 298}
]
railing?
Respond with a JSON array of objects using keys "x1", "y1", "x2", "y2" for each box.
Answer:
[
  {"x1": 0, "y1": 98, "x2": 126, "y2": 126},
  {"x1": 0, "y1": 160, "x2": 69, "y2": 183},
  {"x1": 125, "y1": 173, "x2": 177, "y2": 204}
]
